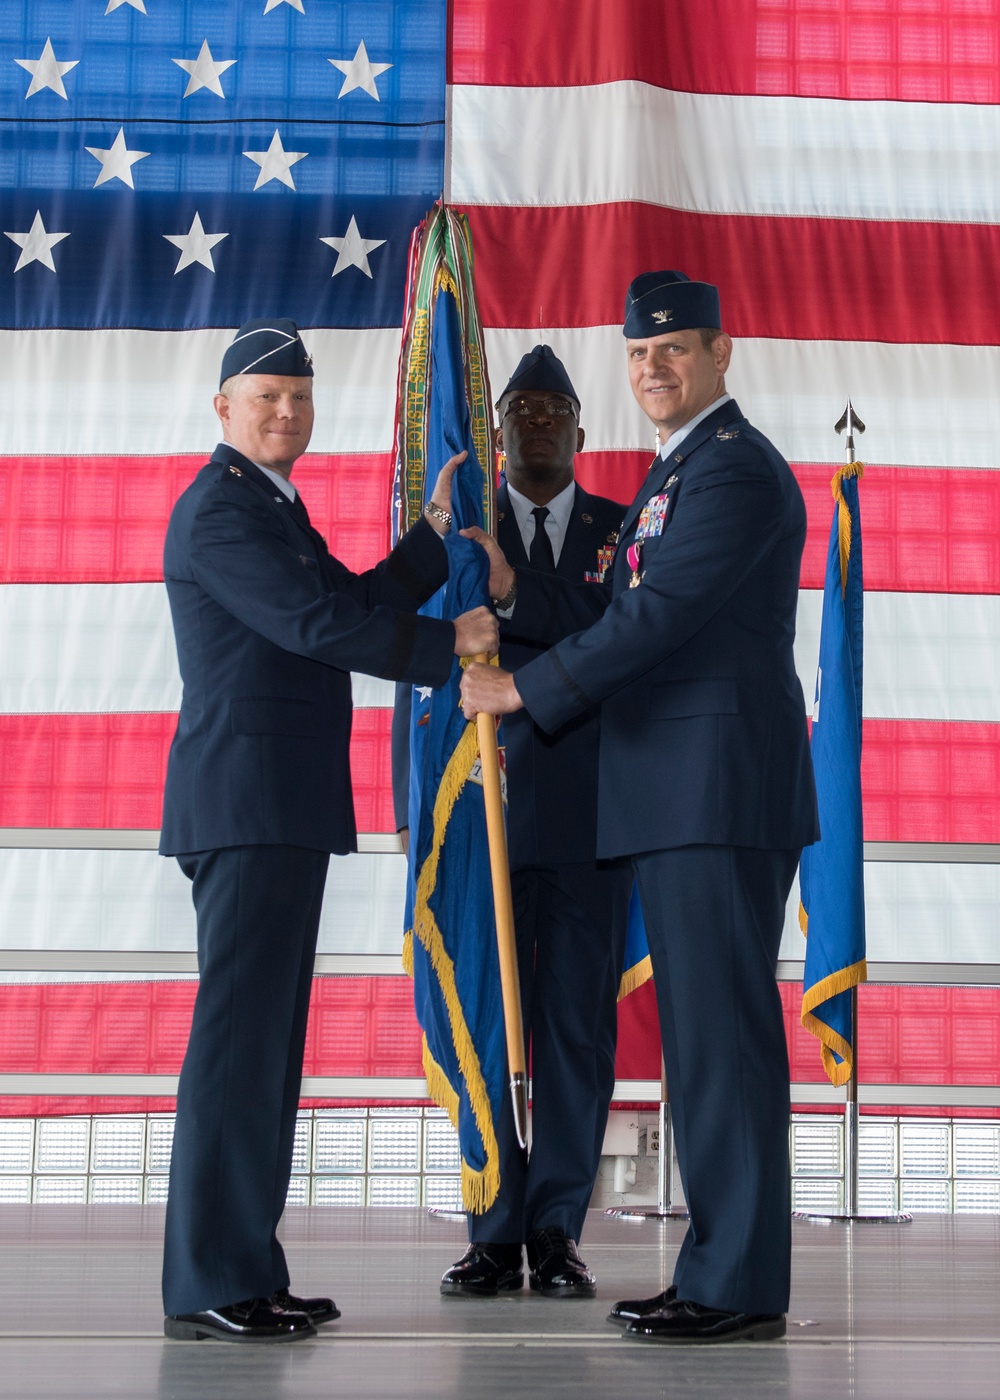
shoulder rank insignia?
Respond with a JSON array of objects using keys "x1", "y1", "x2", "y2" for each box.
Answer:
[
  {"x1": 716, "y1": 427, "x2": 740, "y2": 440},
  {"x1": 227, "y1": 465, "x2": 243, "y2": 477},
  {"x1": 581, "y1": 512, "x2": 593, "y2": 524}
]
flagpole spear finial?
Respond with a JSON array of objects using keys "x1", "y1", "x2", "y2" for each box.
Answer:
[{"x1": 834, "y1": 399, "x2": 866, "y2": 466}]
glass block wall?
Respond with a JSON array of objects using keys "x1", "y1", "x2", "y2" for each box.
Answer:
[
  {"x1": 2, "y1": 1110, "x2": 999, "y2": 1213},
  {"x1": 789, "y1": 1115, "x2": 1000, "y2": 1214},
  {"x1": 0, "y1": 1107, "x2": 463, "y2": 1209}
]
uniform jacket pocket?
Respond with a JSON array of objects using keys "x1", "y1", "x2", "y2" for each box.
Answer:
[{"x1": 646, "y1": 678, "x2": 739, "y2": 719}]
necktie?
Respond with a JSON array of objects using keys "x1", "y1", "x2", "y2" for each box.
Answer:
[
  {"x1": 290, "y1": 490, "x2": 310, "y2": 525},
  {"x1": 529, "y1": 506, "x2": 556, "y2": 571}
]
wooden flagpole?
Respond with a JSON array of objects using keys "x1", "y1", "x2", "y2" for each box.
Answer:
[{"x1": 472, "y1": 657, "x2": 529, "y2": 1149}]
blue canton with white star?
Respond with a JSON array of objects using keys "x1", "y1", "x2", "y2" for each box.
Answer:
[{"x1": 0, "y1": 0, "x2": 446, "y2": 328}]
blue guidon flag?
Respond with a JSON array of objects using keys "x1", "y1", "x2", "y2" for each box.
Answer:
[
  {"x1": 799, "y1": 462, "x2": 867, "y2": 1087},
  {"x1": 396, "y1": 207, "x2": 507, "y2": 1213}
]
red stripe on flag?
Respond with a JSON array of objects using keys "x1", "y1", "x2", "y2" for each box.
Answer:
[
  {"x1": 863, "y1": 719, "x2": 1000, "y2": 844},
  {"x1": 576, "y1": 454, "x2": 1000, "y2": 595},
  {"x1": 0, "y1": 454, "x2": 393, "y2": 584},
  {"x1": 3, "y1": 979, "x2": 1000, "y2": 1118},
  {"x1": 463, "y1": 205, "x2": 1000, "y2": 346},
  {"x1": 0, "y1": 709, "x2": 396, "y2": 832},
  {"x1": 5, "y1": 453, "x2": 998, "y2": 594},
  {"x1": 0, "y1": 979, "x2": 424, "y2": 1078},
  {"x1": 1, "y1": 711, "x2": 997, "y2": 842},
  {"x1": 451, "y1": 0, "x2": 1000, "y2": 103}
]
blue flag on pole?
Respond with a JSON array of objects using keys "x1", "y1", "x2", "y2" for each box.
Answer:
[
  {"x1": 396, "y1": 209, "x2": 505, "y2": 1212},
  {"x1": 799, "y1": 464, "x2": 867, "y2": 1086}
]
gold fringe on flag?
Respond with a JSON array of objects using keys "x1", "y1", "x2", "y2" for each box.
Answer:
[
  {"x1": 830, "y1": 460, "x2": 865, "y2": 596},
  {"x1": 800, "y1": 958, "x2": 868, "y2": 1087},
  {"x1": 617, "y1": 954, "x2": 653, "y2": 1001},
  {"x1": 406, "y1": 721, "x2": 501, "y2": 1214}
]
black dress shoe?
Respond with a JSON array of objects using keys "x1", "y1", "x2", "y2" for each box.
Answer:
[
  {"x1": 625, "y1": 1299, "x2": 786, "y2": 1344},
  {"x1": 607, "y1": 1284, "x2": 677, "y2": 1325},
  {"x1": 164, "y1": 1297, "x2": 316, "y2": 1343},
  {"x1": 526, "y1": 1228, "x2": 596, "y2": 1298},
  {"x1": 440, "y1": 1242, "x2": 524, "y2": 1297},
  {"x1": 272, "y1": 1286, "x2": 340, "y2": 1325}
]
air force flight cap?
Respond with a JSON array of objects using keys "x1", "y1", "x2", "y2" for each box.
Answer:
[
  {"x1": 623, "y1": 271, "x2": 722, "y2": 339},
  {"x1": 498, "y1": 343, "x2": 580, "y2": 406},
  {"x1": 220, "y1": 318, "x2": 314, "y2": 387}
]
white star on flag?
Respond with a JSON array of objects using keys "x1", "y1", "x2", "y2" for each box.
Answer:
[
  {"x1": 105, "y1": 1, "x2": 147, "y2": 12},
  {"x1": 163, "y1": 213, "x2": 228, "y2": 273},
  {"x1": 320, "y1": 216, "x2": 386, "y2": 278},
  {"x1": 85, "y1": 129, "x2": 151, "y2": 189},
  {"x1": 264, "y1": 0, "x2": 304, "y2": 11},
  {"x1": 416, "y1": 687, "x2": 434, "y2": 702},
  {"x1": 4, "y1": 210, "x2": 69, "y2": 273},
  {"x1": 244, "y1": 130, "x2": 307, "y2": 190},
  {"x1": 329, "y1": 41, "x2": 392, "y2": 101},
  {"x1": 15, "y1": 38, "x2": 79, "y2": 100},
  {"x1": 172, "y1": 40, "x2": 236, "y2": 99}
]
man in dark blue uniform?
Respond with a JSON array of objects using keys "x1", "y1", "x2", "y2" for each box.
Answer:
[
  {"x1": 460, "y1": 276, "x2": 819, "y2": 1343},
  {"x1": 394, "y1": 347, "x2": 631, "y2": 1298},
  {"x1": 159, "y1": 319, "x2": 497, "y2": 1343}
]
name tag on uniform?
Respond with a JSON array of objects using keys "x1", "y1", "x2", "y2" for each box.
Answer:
[{"x1": 635, "y1": 491, "x2": 671, "y2": 541}]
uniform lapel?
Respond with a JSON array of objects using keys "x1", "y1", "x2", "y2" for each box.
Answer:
[
  {"x1": 211, "y1": 443, "x2": 317, "y2": 547},
  {"x1": 496, "y1": 480, "x2": 529, "y2": 567}
]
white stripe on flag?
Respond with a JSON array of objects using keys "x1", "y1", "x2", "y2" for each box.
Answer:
[
  {"x1": 794, "y1": 591, "x2": 1000, "y2": 724},
  {"x1": 452, "y1": 83, "x2": 1000, "y2": 225},
  {"x1": 483, "y1": 327, "x2": 1000, "y2": 469},
  {"x1": 2, "y1": 583, "x2": 997, "y2": 724},
  {"x1": 0, "y1": 583, "x2": 395, "y2": 714},
  {"x1": 4, "y1": 327, "x2": 998, "y2": 469},
  {"x1": 781, "y1": 862, "x2": 1000, "y2": 966},
  {"x1": 0, "y1": 328, "x2": 402, "y2": 457},
  {"x1": 0, "y1": 849, "x2": 407, "y2": 957}
]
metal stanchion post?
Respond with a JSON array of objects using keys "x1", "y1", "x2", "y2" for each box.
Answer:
[
  {"x1": 606, "y1": 1054, "x2": 688, "y2": 1222},
  {"x1": 795, "y1": 987, "x2": 911, "y2": 1226}
]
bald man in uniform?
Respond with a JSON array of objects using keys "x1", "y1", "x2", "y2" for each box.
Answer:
[{"x1": 160, "y1": 319, "x2": 497, "y2": 1342}]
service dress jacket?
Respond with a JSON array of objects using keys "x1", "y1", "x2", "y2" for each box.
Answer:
[
  {"x1": 512, "y1": 399, "x2": 820, "y2": 860},
  {"x1": 160, "y1": 443, "x2": 455, "y2": 857},
  {"x1": 496, "y1": 480, "x2": 626, "y2": 868}
]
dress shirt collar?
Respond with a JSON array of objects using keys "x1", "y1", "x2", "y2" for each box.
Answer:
[
  {"x1": 504, "y1": 477, "x2": 577, "y2": 568},
  {"x1": 657, "y1": 392, "x2": 733, "y2": 460},
  {"x1": 254, "y1": 462, "x2": 297, "y2": 501}
]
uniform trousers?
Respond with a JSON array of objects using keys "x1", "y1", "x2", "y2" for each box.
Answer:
[
  {"x1": 162, "y1": 844, "x2": 329, "y2": 1317},
  {"x1": 631, "y1": 844, "x2": 799, "y2": 1316},
  {"x1": 470, "y1": 861, "x2": 631, "y2": 1245}
]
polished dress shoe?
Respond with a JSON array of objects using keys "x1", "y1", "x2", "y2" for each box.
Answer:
[
  {"x1": 625, "y1": 1299, "x2": 786, "y2": 1344},
  {"x1": 272, "y1": 1286, "x2": 340, "y2": 1325},
  {"x1": 440, "y1": 1242, "x2": 524, "y2": 1297},
  {"x1": 164, "y1": 1297, "x2": 316, "y2": 1343},
  {"x1": 526, "y1": 1228, "x2": 596, "y2": 1298},
  {"x1": 607, "y1": 1284, "x2": 677, "y2": 1325}
]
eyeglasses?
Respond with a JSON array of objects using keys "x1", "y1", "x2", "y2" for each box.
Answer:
[{"x1": 501, "y1": 396, "x2": 576, "y2": 421}]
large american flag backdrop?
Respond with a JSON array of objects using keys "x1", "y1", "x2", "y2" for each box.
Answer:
[{"x1": 1, "y1": 0, "x2": 998, "y2": 1118}]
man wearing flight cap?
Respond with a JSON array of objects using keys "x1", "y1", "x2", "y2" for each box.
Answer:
[
  {"x1": 398, "y1": 345, "x2": 631, "y2": 1299},
  {"x1": 460, "y1": 275, "x2": 818, "y2": 1342},
  {"x1": 159, "y1": 318, "x2": 497, "y2": 1342}
]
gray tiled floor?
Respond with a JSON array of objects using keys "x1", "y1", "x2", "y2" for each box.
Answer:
[{"x1": 0, "y1": 1206, "x2": 998, "y2": 1398}]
